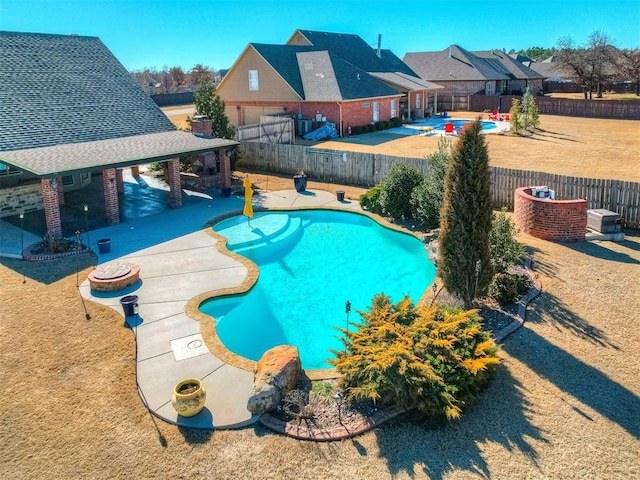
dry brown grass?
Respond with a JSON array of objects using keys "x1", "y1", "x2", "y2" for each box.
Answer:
[
  {"x1": 163, "y1": 105, "x2": 640, "y2": 182},
  {"x1": 1, "y1": 176, "x2": 639, "y2": 479},
  {"x1": 317, "y1": 112, "x2": 640, "y2": 183}
]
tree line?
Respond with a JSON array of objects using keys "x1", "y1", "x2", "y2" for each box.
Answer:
[{"x1": 130, "y1": 64, "x2": 220, "y2": 94}]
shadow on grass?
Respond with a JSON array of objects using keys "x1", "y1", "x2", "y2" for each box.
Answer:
[
  {"x1": 0, "y1": 252, "x2": 97, "y2": 285},
  {"x1": 563, "y1": 236, "x2": 640, "y2": 264},
  {"x1": 527, "y1": 290, "x2": 618, "y2": 349},
  {"x1": 373, "y1": 365, "x2": 546, "y2": 480},
  {"x1": 503, "y1": 328, "x2": 639, "y2": 440}
]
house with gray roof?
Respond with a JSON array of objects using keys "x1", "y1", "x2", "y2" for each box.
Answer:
[
  {"x1": 0, "y1": 31, "x2": 237, "y2": 240},
  {"x1": 216, "y1": 29, "x2": 442, "y2": 136},
  {"x1": 404, "y1": 45, "x2": 544, "y2": 99}
]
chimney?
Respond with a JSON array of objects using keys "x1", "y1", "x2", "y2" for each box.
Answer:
[
  {"x1": 191, "y1": 115, "x2": 213, "y2": 138},
  {"x1": 377, "y1": 34, "x2": 382, "y2": 58}
]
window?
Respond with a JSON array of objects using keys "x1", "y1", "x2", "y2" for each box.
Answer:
[
  {"x1": 390, "y1": 100, "x2": 397, "y2": 118},
  {"x1": 361, "y1": 102, "x2": 370, "y2": 107},
  {"x1": 62, "y1": 175, "x2": 74, "y2": 186},
  {"x1": 373, "y1": 102, "x2": 379, "y2": 122},
  {"x1": 248, "y1": 70, "x2": 259, "y2": 91},
  {"x1": 415, "y1": 93, "x2": 421, "y2": 110}
]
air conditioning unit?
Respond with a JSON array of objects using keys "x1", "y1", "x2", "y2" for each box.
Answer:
[{"x1": 587, "y1": 209, "x2": 621, "y2": 233}]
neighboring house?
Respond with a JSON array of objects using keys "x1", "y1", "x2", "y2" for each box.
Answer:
[
  {"x1": 527, "y1": 55, "x2": 578, "y2": 83},
  {"x1": 0, "y1": 31, "x2": 237, "y2": 239},
  {"x1": 216, "y1": 29, "x2": 442, "y2": 136},
  {"x1": 403, "y1": 45, "x2": 544, "y2": 97}
]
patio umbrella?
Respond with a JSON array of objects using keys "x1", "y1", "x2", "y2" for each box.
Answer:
[{"x1": 243, "y1": 175, "x2": 254, "y2": 225}]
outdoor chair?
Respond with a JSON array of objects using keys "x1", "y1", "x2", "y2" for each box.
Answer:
[
  {"x1": 488, "y1": 109, "x2": 499, "y2": 121},
  {"x1": 444, "y1": 122, "x2": 456, "y2": 135}
]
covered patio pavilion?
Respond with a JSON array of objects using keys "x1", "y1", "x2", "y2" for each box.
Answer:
[{"x1": 0, "y1": 131, "x2": 238, "y2": 240}]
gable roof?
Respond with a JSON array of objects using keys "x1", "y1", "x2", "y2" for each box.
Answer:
[
  {"x1": 0, "y1": 31, "x2": 177, "y2": 152},
  {"x1": 290, "y1": 30, "x2": 419, "y2": 76},
  {"x1": 0, "y1": 31, "x2": 237, "y2": 176},
  {"x1": 404, "y1": 45, "x2": 544, "y2": 82},
  {"x1": 251, "y1": 43, "x2": 400, "y2": 101}
]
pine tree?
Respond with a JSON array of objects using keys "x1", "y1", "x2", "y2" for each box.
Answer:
[
  {"x1": 509, "y1": 98, "x2": 523, "y2": 135},
  {"x1": 521, "y1": 88, "x2": 532, "y2": 131},
  {"x1": 437, "y1": 119, "x2": 493, "y2": 308},
  {"x1": 527, "y1": 92, "x2": 540, "y2": 131},
  {"x1": 193, "y1": 81, "x2": 235, "y2": 140}
]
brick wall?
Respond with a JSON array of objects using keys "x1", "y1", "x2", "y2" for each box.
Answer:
[
  {"x1": 514, "y1": 187, "x2": 587, "y2": 242},
  {"x1": 0, "y1": 183, "x2": 43, "y2": 218}
]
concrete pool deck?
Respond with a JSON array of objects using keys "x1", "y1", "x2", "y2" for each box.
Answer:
[{"x1": 78, "y1": 187, "x2": 364, "y2": 429}]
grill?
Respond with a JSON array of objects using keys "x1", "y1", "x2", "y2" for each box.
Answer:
[{"x1": 587, "y1": 209, "x2": 621, "y2": 233}]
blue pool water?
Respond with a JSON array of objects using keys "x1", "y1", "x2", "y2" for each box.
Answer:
[
  {"x1": 389, "y1": 118, "x2": 499, "y2": 136},
  {"x1": 200, "y1": 210, "x2": 436, "y2": 370}
]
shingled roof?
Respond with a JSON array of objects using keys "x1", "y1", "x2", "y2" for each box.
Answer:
[
  {"x1": 0, "y1": 31, "x2": 236, "y2": 176},
  {"x1": 252, "y1": 43, "x2": 400, "y2": 101},
  {"x1": 290, "y1": 30, "x2": 419, "y2": 76},
  {"x1": 404, "y1": 45, "x2": 544, "y2": 82},
  {"x1": 0, "y1": 31, "x2": 176, "y2": 151}
]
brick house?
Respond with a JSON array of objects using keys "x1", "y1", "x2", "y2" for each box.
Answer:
[
  {"x1": 0, "y1": 31, "x2": 237, "y2": 240},
  {"x1": 404, "y1": 45, "x2": 544, "y2": 97},
  {"x1": 216, "y1": 29, "x2": 443, "y2": 137}
]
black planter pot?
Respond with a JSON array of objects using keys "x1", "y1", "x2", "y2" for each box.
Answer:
[
  {"x1": 221, "y1": 187, "x2": 232, "y2": 198},
  {"x1": 294, "y1": 175, "x2": 307, "y2": 192}
]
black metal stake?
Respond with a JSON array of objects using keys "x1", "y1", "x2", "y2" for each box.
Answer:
[
  {"x1": 19, "y1": 211, "x2": 25, "y2": 283},
  {"x1": 74, "y1": 229, "x2": 91, "y2": 320},
  {"x1": 83, "y1": 204, "x2": 90, "y2": 250}
]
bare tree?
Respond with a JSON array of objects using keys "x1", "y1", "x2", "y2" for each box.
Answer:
[
  {"x1": 556, "y1": 30, "x2": 618, "y2": 99},
  {"x1": 619, "y1": 48, "x2": 640, "y2": 96},
  {"x1": 189, "y1": 64, "x2": 214, "y2": 86},
  {"x1": 168, "y1": 66, "x2": 187, "y2": 92}
]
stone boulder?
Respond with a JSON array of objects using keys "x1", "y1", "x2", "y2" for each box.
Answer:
[{"x1": 246, "y1": 345, "x2": 301, "y2": 415}]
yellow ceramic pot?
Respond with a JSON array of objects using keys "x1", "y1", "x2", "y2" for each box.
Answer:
[{"x1": 171, "y1": 378, "x2": 206, "y2": 417}]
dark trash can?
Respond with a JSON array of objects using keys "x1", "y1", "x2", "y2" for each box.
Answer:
[
  {"x1": 97, "y1": 238, "x2": 111, "y2": 254},
  {"x1": 336, "y1": 190, "x2": 345, "y2": 201},
  {"x1": 221, "y1": 187, "x2": 232, "y2": 198},
  {"x1": 294, "y1": 175, "x2": 307, "y2": 192},
  {"x1": 120, "y1": 295, "x2": 139, "y2": 317}
]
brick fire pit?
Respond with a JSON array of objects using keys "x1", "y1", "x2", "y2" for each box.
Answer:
[{"x1": 88, "y1": 262, "x2": 140, "y2": 292}]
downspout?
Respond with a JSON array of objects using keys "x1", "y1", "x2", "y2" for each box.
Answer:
[
  {"x1": 336, "y1": 102, "x2": 343, "y2": 137},
  {"x1": 407, "y1": 92, "x2": 411, "y2": 122}
]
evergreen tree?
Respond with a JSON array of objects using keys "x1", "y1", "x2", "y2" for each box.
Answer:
[
  {"x1": 193, "y1": 81, "x2": 235, "y2": 139},
  {"x1": 330, "y1": 294, "x2": 500, "y2": 419},
  {"x1": 526, "y1": 90, "x2": 540, "y2": 130},
  {"x1": 379, "y1": 163, "x2": 424, "y2": 221},
  {"x1": 509, "y1": 98, "x2": 523, "y2": 135},
  {"x1": 521, "y1": 88, "x2": 532, "y2": 130},
  {"x1": 437, "y1": 119, "x2": 493, "y2": 308}
]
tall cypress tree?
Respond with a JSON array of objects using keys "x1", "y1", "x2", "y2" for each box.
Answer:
[{"x1": 437, "y1": 119, "x2": 493, "y2": 308}]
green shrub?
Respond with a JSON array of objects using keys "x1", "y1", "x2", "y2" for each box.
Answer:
[
  {"x1": 351, "y1": 125, "x2": 362, "y2": 135},
  {"x1": 380, "y1": 163, "x2": 423, "y2": 221},
  {"x1": 375, "y1": 122, "x2": 385, "y2": 131},
  {"x1": 390, "y1": 117, "x2": 403, "y2": 127},
  {"x1": 359, "y1": 184, "x2": 383, "y2": 213},
  {"x1": 411, "y1": 138, "x2": 451, "y2": 229},
  {"x1": 148, "y1": 162, "x2": 163, "y2": 171},
  {"x1": 331, "y1": 294, "x2": 500, "y2": 419},
  {"x1": 368, "y1": 124, "x2": 376, "y2": 133},
  {"x1": 489, "y1": 208, "x2": 526, "y2": 273},
  {"x1": 383, "y1": 120, "x2": 391, "y2": 129},
  {"x1": 488, "y1": 272, "x2": 533, "y2": 305}
]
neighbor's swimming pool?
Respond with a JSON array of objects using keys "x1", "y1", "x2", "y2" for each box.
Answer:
[{"x1": 199, "y1": 210, "x2": 436, "y2": 370}]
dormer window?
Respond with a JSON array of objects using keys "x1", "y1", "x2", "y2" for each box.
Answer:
[{"x1": 248, "y1": 70, "x2": 259, "y2": 91}]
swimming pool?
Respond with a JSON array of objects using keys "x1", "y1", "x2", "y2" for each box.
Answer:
[
  {"x1": 389, "y1": 117, "x2": 508, "y2": 136},
  {"x1": 200, "y1": 210, "x2": 436, "y2": 370}
]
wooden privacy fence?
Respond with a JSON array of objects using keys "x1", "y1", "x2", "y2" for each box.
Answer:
[
  {"x1": 469, "y1": 94, "x2": 640, "y2": 119},
  {"x1": 236, "y1": 117, "x2": 294, "y2": 144},
  {"x1": 238, "y1": 142, "x2": 640, "y2": 229}
]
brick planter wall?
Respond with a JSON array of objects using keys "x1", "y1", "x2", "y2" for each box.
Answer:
[{"x1": 514, "y1": 187, "x2": 587, "y2": 242}]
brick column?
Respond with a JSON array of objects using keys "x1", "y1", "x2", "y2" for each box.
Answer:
[
  {"x1": 103, "y1": 168, "x2": 120, "y2": 225},
  {"x1": 131, "y1": 165, "x2": 140, "y2": 177},
  {"x1": 219, "y1": 149, "x2": 232, "y2": 188},
  {"x1": 167, "y1": 158, "x2": 182, "y2": 208},
  {"x1": 56, "y1": 176, "x2": 65, "y2": 206},
  {"x1": 41, "y1": 178, "x2": 62, "y2": 239},
  {"x1": 116, "y1": 168, "x2": 124, "y2": 194}
]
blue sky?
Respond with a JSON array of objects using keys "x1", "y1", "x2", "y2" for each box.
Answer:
[{"x1": 1, "y1": 0, "x2": 639, "y2": 71}]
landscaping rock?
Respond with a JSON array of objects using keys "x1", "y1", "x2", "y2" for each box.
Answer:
[{"x1": 247, "y1": 345, "x2": 301, "y2": 415}]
